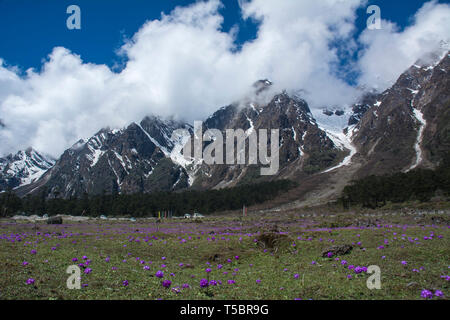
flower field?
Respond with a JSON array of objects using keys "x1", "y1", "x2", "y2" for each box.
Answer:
[{"x1": 0, "y1": 211, "x2": 449, "y2": 300}]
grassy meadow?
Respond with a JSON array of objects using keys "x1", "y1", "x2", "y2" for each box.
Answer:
[{"x1": 0, "y1": 211, "x2": 448, "y2": 300}]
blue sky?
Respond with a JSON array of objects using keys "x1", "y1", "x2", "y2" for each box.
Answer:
[
  {"x1": 0, "y1": 0, "x2": 256, "y2": 71},
  {"x1": 0, "y1": 0, "x2": 447, "y2": 72}
]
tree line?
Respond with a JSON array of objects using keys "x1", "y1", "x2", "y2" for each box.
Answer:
[
  {"x1": 339, "y1": 154, "x2": 450, "y2": 209},
  {"x1": 0, "y1": 180, "x2": 297, "y2": 217}
]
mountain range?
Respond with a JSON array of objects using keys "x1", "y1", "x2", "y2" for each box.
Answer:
[{"x1": 2, "y1": 51, "x2": 449, "y2": 209}]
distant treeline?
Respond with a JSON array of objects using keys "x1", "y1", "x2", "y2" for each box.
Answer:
[
  {"x1": 340, "y1": 154, "x2": 450, "y2": 209},
  {"x1": 0, "y1": 180, "x2": 297, "y2": 217}
]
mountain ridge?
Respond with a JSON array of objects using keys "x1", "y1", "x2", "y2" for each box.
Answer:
[{"x1": 4, "y1": 51, "x2": 449, "y2": 208}]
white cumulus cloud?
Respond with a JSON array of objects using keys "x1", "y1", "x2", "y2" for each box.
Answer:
[{"x1": 357, "y1": 0, "x2": 450, "y2": 89}]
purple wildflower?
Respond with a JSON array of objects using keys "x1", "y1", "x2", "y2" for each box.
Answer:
[
  {"x1": 200, "y1": 278, "x2": 209, "y2": 288},
  {"x1": 209, "y1": 280, "x2": 218, "y2": 286},
  {"x1": 435, "y1": 290, "x2": 444, "y2": 297},
  {"x1": 354, "y1": 266, "x2": 363, "y2": 274},
  {"x1": 421, "y1": 289, "x2": 433, "y2": 299}
]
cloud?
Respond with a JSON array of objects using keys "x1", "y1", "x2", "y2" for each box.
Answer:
[
  {"x1": 0, "y1": 0, "x2": 448, "y2": 158},
  {"x1": 357, "y1": 0, "x2": 450, "y2": 89}
]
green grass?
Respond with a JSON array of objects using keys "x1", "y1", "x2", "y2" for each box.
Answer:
[{"x1": 0, "y1": 212, "x2": 448, "y2": 300}]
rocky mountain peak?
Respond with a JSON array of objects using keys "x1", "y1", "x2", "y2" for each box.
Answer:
[
  {"x1": 252, "y1": 79, "x2": 273, "y2": 95},
  {"x1": 0, "y1": 148, "x2": 55, "y2": 191}
]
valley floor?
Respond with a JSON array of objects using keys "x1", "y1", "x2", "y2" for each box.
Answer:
[{"x1": 0, "y1": 210, "x2": 449, "y2": 300}]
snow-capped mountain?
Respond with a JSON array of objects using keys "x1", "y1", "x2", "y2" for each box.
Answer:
[
  {"x1": 192, "y1": 86, "x2": 348, "y2": 189},
  {"x1": 11, "y1": 50, "x2": 450, "y2": 203},
  {"x1": 0, "y1": 148, "x2": 55, "y2": 191},
  {"x1": 350, "y1": 50, "x2": 450, "y2": 178},
  {"x1": 15, "y1": 116, "x2": 193, "y2": 198},
  {"x1": 14, "y1": 86, "x2": 350, "y2": 198}
]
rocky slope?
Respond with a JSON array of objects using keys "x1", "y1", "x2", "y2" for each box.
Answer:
[
  {"x1": 192, "y1": 85, "x2": 348, "y2": 189},
  {"x1": 15, "y1": 117, "x2": 193, "y2": 198},
  {"x1": 350, "y1": 51, "x2": 450, "y2": 178}
]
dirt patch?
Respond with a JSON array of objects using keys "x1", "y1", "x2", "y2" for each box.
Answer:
[
  {"x1": 202, "y1": 247, "x2": 249, "y2": 263},
  {"x1": 256, "y1": 232, "x2": 292, "y2": 251},
  {"x1": 321, "y1": 244, "x2": 353, "y2": 258}
]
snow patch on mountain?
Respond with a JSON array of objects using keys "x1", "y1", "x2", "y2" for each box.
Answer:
[
  {"x1": 321, "y1": 128, "x2": 357, "y2": 174},
  {"x1": 85, "y1": 141, "x2": 105, "y2": 168},
  {"x1": 108, "y1": 157, "x2": 121, "y2": 188},
  {"x1": 407, "y1": 108, "x2": 427, "y2": 171},
  {"x1": 311, "y1": 107, "x2": 357, "y2": 173},
  {"x1": 113, "y1": 150, "x2": 129, "y2": 174},
  {"x1": 168, "y1": 128, "x2": 200, "y2": 187},
  {"x1": 136, "y1": 123, "x2": 170, "y2": 156},
  {"x1": 245, "y1": 114, "x2": 254, "y2": 136},
  {"x1": 311, "y1": 108, "x2": 352, "y2": 133}
]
